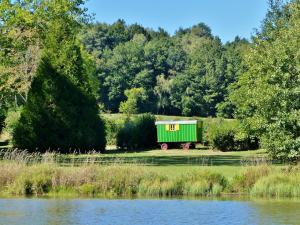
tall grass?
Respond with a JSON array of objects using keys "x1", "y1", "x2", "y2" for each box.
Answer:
[
  {"x1": 1, "y1": 150, "x2": 300, "y2": 198},
  {"x1": 0, "y1": 163, "x2": 228, "y2": 197},
  {"x1": 0, "y1": 150, "x2": 228, "y2": 197},
  {"x1": 251, "y1": 171, "x2": 300, "y2": 197}
]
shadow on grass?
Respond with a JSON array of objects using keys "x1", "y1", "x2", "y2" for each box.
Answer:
[
  {"x1": 0, "y1": 141, "x2": 9, "y2": 150},
  {"x1": 104, "y1": 145, "x2": 210, "y2": 154},
  {"x1": 59, "y1": 154, "x2": 253, "y2": 167}
]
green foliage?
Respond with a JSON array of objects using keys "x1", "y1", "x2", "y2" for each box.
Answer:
[
  {"x1": 82, "y1": 21, "x2": 246, "y2": 117},
  {"x1": 13, "y1": 54, "x2": 106, "y2": 153},
  {"x1": 231, "y1": 0, "x2": 300, "y2": 160},
  {"x1": 0, "y1": 108, "x2": 6, "y2": 133},
  {"x1": 3, "y1": 107, "x2": 21, "y2": 136},
  {"x1": 170, "y1": 35, "x2": 227, "y2": 116},
  {"x1": 104, "y1": 117, "x2": 124, "y2": 145},
  {"x1": 206, "y1": 119, "x2": 259, "y2": 151},
  {"x1": 216, "y1": 37, "x2": 249, "y2": 118},
  {"x1": 99, "y1": 34, "x2": 147, "y2": 112},
  {"x1": 117, "y1": 114, "x2": 157, "y2": 150},
  {"x1": 81, "y1": 20, "x2": 152, "y2": 58},
  {"x1": 0, "y1": 0, "x2": 89, "y2": 102},
  {"x1": 6, "y1": 0, "x2": 106, "y2": 152},
  {"x1": 175, "y1": 23, "x2": 213, "y2": 38},
  {"x1": 154, "y1": 75, "x2": 174, "y2": 114},
  {"x1": 119, "y1": 88, "x2": 147, "y2": 116}
]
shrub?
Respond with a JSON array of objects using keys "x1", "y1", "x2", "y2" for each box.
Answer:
[
  {"x1": 206, "y1": 119, "x2": 259, "y2": 151},
  {"x1": 3, "y1": 108, "x2": 21, "y2": 136},
  {"x1": 211, "y1": 128, "x2": 236, "y2": 151},
  {"x1": 0, "y1": 108, "x2": 5, "y2": 134},
  {"x1": 117, "y1": 113, "x2": 157, "y2": 150},
  {"x1": 104, "y1": 118, "x2": 123, "y2": 145}
]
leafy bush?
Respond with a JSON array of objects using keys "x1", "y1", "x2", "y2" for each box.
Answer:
[
  {"x1": 3, "y1": 108, "x2": 21, "y2": 136},
  {"x1": 0, "y1": 108, "x2": 6, "y2": 133},
  {"x1": 117, "y1": 113, "x2": 157, "y2": 150},
  {"x1": 206, "y1": 119, "x2": 259, "y2": 151},
  {"x1": 104, "y1": 118, "x2": 124, "y2": 145}
]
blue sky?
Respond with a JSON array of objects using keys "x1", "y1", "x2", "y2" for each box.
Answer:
[{"x1": 85, "y1": 0, "x2": 268, "y2": 43}]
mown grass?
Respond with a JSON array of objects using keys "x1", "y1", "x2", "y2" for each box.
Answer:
[
  {"x1": 55, "y1": 148, "x2": 270, "y2": 178},
  {"x1": 0, "y1": 149, "x2": 299, "y2": 198}
]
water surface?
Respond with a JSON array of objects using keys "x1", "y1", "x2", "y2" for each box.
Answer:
[{"x1": 0, "y1": 198, "x2": 299, "y2": 225}]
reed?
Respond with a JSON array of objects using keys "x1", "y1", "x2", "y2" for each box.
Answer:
[
  {"x1": 1, "y1": 150, "x2": 300, "y2": 198},
  {"x1": 229, "y1": 164, "x2": 271, "y2": 193},
  {"x1": 251, "y1": 170, "x2": 300, "y2": 197},
  {"x1": 0, "y1": 161, "x2": 229, "y2": 197}
]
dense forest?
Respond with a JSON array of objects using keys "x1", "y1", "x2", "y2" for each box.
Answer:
[
  {"x1": 0, "y1": 0, "x2": 299, "y2": 159},
  {"x1": 81, "y1": 20, "x2": 248, "y2": 117}
]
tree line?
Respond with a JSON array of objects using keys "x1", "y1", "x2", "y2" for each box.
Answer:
[
  {"x1": 81, "y1": 20, "x2": 248, "y2": 117},
  {"x1": 0, "y1": 0, "x2": 299, "y2": 160}
]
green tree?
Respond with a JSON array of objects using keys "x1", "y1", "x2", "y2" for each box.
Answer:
[
  {"x1": 0, "y1": 0, "x2": 89, "y2": 103},
  {"x1": 12, "y1": 0, "x2": 106, "y2": 152},
  {"x1": 154, "y1": 74, "x2": 173, "y2": 114},
  {"x1": 13, "y1": 53, "x2": 106, "y2": 152},
  {"x1": 175, "y1": 23, "x2": 213, "y2": 39},
  {"x1": 81, "y1": 20, "x2": 248, "y2": 117},
  {"x1": 99, "y1": 34, "x2": 147, "y2": 112},
  {"x1": 119, "y1": 88, "x2": 147, "y2": 116},
  {"x1": 231, "y1": 0, "x2": 300, "y2": 160},
  {"x1": 171, "y1": 34, "x2": 226, "y2": 116},
  {"x1": 217, "y1": 37, "x2": 249, "y2": 118}
]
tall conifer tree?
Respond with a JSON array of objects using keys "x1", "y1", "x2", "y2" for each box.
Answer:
[{"x1": 12, "y1": 2, "x2": 106, "y2": 152}]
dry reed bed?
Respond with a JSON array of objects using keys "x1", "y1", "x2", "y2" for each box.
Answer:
[{"x1": 0, "y1": 149, "x2": 300, "y2": 198}]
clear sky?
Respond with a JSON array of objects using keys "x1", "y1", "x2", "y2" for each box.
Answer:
[{"x1": 85, "y1": 0, "x2": 269, "y2": 43}]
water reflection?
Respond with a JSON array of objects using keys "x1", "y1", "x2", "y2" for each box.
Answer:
[
  {"x1": 0, "y1": 198, "x2": 299, "y2": 225},
  {"x1": 251, "y1": 199, "x2": 300, "y2": 225}
]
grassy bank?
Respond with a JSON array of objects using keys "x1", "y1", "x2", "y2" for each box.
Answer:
[
  {"x1": 0, "y1": 161, "x2": 227, "y2": 197},
  {"x1": 0, "y1": 150, "x2": 298, "y2": 198}
]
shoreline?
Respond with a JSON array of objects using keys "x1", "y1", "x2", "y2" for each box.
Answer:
[{"x1": 1, "y1": 160, "x2": 299, "y2": 199}]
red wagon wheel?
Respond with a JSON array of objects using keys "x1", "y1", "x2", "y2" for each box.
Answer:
[
  {"x1": 161, "y1": 143, "x2": 168, "y2": 151},
  {"x1": 183, "y1": 143, "x2": 190, "y2": 151}
]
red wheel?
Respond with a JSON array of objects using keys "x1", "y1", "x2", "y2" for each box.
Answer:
[
  {"x1": 161, "y1": 143, "x2": 168, "y2": 151},
  {"x1": 183, "y1": 143, "x2": 190, "y2": 151}
]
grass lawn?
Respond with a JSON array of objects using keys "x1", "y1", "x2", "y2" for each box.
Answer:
[
  {"x1": 96, "y1": 114, "x2": 268, "y2": 178},
  {"x1": 102, "y1": 113, "x2": 235, "y2": 123},
  {"x1": 59, "y1": 147, "x2": 274, "y2": 179}
]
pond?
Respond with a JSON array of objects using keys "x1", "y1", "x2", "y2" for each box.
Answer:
[{"x1": 0, "y1": 198, "x2": 299, "y2": 225}]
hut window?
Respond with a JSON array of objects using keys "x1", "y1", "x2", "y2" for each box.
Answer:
[
  {"x1": 166, "y1": 124, "x2": 180, "y2": 131},
  {"x1": 170, "y1": 124, "x2": 176, "y2": 131}
]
